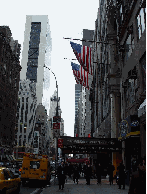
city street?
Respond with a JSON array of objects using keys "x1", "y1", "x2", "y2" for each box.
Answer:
[
  {"x1": 18, "y1": 176, "x2": 130, "y2": 194},
  {"x1": 40, "y1": 177, "x2": 129, "y2": 194}
]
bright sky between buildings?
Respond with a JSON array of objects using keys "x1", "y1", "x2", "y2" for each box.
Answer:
[{"x1": 0, "y1": 0, "x2": 99, "y2": 137}]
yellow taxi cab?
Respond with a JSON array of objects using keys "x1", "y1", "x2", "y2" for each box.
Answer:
[
  {"x1": 21, "y1": 153, "x2": 51, "y2": 186},
  {"x1": 0, "y1": 167, "x2": 21, "y2": 194}
]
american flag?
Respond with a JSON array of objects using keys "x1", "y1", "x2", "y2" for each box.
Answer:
[
  {"x1": 72, "y1": 62, "x2": 89, "y2": 89},
  {"x1": 70, "y1": 41, "x2": 93, "y2": 76}
]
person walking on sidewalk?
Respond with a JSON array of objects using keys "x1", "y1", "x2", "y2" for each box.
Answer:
[
  {"x1": 91, "y1": 164, "x2": 96, "y2": 179},
  {"x1": 128, "y1": 161, "x2": 140, "y2": 194},
  {"x1": 57, "y1": 161, "x2": 66, "y2": 190},
  {"x1": 117, "y1": 161, "x2": 125, "y2": 190},
  {"x1": 79, "y1": 163, "x2": 82, "y2": 177},
  {"x1": 85, "y1": 163, "x2": 92, "y2": 185},
  {"x1": 73, "y1": 164, "x2": 80, "y2": 184},
  {"x1": 68, "y1": 163, "x2": 72, "y2": 178},
  {"x1": 64, "y1": 162, "x2": 68, "y2": 183},
  {"x1": 108, "y1": 162, "x2": 115, "y2": 185},
  {"x1": 96, "y1": 163, "x2": 102, "y2": 185},
  {"x1": 138, "y1": 158, "x2": 146, "y2": 193}
]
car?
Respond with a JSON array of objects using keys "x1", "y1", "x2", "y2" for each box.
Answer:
[{"x1": 0, "y1": 167, "x2": 21, "y2": 194}]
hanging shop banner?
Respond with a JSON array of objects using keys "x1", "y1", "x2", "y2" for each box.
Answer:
[{"x1": 118, "y1": 115, "x2": 140, "y2": 138}]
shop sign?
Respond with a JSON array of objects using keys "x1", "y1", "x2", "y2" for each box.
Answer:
[
  {"x1": 118, "y1": 119, "x2": 130, "y2": 137},
  {"x1": 118, "y1": 115, "x2": 140, "y2": 138}
]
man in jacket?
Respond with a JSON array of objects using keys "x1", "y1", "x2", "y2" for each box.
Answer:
[
  {"x1": 73, "y1": 164, "x2": 80, "y2": 184},
  {"x1": 96, "y1": 163, "x2": 102, "y2": 184},
  {"x1": 57, "y1": 162, "x2": 66, "y2": 190},
  {"x1": 85, "y1": 163, "x2": 92, "y2": 185},
  {"x1": 117, "y1": 161, "x2": 125, "y2": 189},
  {"x1": 108, "y1": 162, "x2": 115, "y2": 185}
]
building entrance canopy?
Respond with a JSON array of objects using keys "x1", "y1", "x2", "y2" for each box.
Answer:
[{"x1": 60, "y1": 136, "x2": 122, "y2": 154}]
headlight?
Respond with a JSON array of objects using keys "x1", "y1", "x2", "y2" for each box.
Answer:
[{"x1": 40, "y1": 176, "x2": 45, "y2": 178}]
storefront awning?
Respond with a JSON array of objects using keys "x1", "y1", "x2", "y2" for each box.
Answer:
[{"x1": 138, "y1": 99, "x2": 146, "y2": 117}]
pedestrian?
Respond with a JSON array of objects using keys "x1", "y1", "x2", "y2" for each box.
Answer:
[
  {"x1": 96, "y1": 163, "x2": 102, "y2": 184},
  {"x1": 117, "y1": 161, "x2": 125, "y2": 189},
  {"x1": 64, "y1": 162, "x2": 68, "y2": 183},
  {"x1": 138, "y1": 158, "x2": 146, "y2": 193},
  {"x1": 83, "y1": 162, "x2": 87, "y2": 177},
  {"x1": 91, "y1": 164, "x2": 96, "y2": 179},
  {"x1": 85, "y1": 162, "x2": 92, "y2": 185},
  {"x1": 128, "y1": 161, "x2": 140, "y2": 194},
  {"x1": 73, "y1": 163, "x2": 80, "y2": 184},
  {"x1": 68, "y1": 163, "x2": 72, "y2": 178},
  {"x1": 57, "y1": 161, "x2": 66, "y2": 190},
  {"x1": 108, "y1": 162, "x2": 115, "y2": 185},
  {"x1": 79, "y1": 163, "x2": 82, "y2": 176}
]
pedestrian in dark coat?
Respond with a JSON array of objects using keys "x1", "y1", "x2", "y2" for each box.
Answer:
[
  {"x1": 83, "y1": 163, "x2": 87, "y2": 177},
  {"x1": 85, "y1": 163, "x2": 92, "y2": 185},
  {"x1": 64, "y1": 162, "x2": 68, "y2": 182},
  {"x1": 117, "y1": 161, "x2": 125, "y2": 189},
  {"x1": 68, "y1": 163, "x2": 73, "y2": 178},
  {"x1": 73, "y1": 164, "x2": 80, "y2": 184},
  {"x1": 108, "y1": 163, "x2": 115, "y2": 185},
  {"x1": 138, "y1": 158, "x2": 146, "y2": 193},
  {"x1": 96, "y1": 163, "x2": 102, "y2": 184},
  {"x1": 57, "y1": 162, "x2": 66, "y2": 190},
  {"x1": 128, "y1": 163, "x2": 140, "y2": 194},
  {"x1": 79, "y1": 163, "x2": 82, "y2": 175}
]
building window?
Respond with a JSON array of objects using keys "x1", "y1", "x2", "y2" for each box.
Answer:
[
  {"x1": 20, "y1": 125, "x2": 22, "y2": 133},
  {"x1": 124, "y1": 33, "x2": 134, "y2": 63},
  {"x1": 137, "y1": 8, "x2": 146, "y2": 39},
  {"x1": 140, "y1": 53, "x2": 146, "y2": 91},
  {"x1": 125, "y1": 79, "x2": 135, "y2": 107}
]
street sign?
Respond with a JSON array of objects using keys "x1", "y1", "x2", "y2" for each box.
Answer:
[{"x1": 58, "y1": 138, "x2": 63, "y2": 148}]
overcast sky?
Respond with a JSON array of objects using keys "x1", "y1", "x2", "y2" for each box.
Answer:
[{"x1": 1, "y1": 0, "x2": 99, "y2": 137}]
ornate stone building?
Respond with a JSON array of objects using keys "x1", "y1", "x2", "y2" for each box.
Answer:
[{"x1": 0, "y1": 26, "x2": 21, "y2": 154}]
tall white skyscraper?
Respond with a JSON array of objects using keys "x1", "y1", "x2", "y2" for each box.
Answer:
[{"x1": 20, "y1": 15, "x2": 52, "y2": 113}]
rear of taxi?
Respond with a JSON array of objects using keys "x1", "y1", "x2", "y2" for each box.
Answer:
[{"x1": 21, "y1": 154, "x2": 50, "y2": 186}]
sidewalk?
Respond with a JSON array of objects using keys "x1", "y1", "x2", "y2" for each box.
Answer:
[{"x1": 42, "y1": 177, "x2": 129, "y2": 194}]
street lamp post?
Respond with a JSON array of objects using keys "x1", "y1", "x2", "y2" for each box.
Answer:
[{"x1": 44, "y1": 64, "x2": 59, "y2": 185}]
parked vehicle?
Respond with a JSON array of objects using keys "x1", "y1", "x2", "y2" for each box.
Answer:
[{"x1": 0, "y1": 167, "x2": 21, "y2": 193}]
